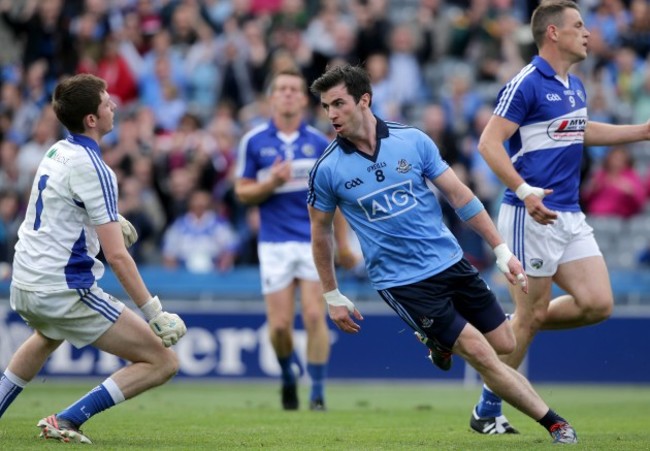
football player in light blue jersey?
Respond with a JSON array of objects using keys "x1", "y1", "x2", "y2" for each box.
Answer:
[
  {"x1": 0, "y1": 74, "x2": 186, "y2": 444},
  {"x1": 307, "y1": 64, "x2": 578, "y2": 444},
  {"x1": 235, "y1": 68, "x2": 357, "y2": 412},
  {"x1": 472, "y1": 0, "x2": 650, "y2": 436}
]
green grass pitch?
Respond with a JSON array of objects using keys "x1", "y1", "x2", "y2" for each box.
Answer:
[{"x1": 1, "y1": 381, "x2": 649, "y2": 449}]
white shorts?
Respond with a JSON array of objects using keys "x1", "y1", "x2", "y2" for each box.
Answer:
[
  {"x1": 10, "y1": 285, "x2": 125, "y2": 349},
  {"x1": 258, "y1": 241, "x2": 319, "y2": 295},
  {"x1": 497, "y1": 204, "x2": 601, "y2": 277}
]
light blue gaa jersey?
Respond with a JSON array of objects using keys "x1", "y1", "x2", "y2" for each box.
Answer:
[
  {"x1": 308, "y1": 119, "x2": 463, "y2": 290},
  {"x1": 235, "y1": 120, "x2": 329, "y2": 243},
  {"x1": 495, "y1": 55, "x2": 587, "y2": 212},
  {"x1": 12, "y1": 134, "x2": 118, "y2": 291}
]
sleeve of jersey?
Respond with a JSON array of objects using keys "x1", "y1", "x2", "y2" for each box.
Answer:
[
  {"x1": 493, "y1": 81, "x2": 529, "y2": 125},
  {"x1": 234, "y1": 134, "x2": 258, "y2": 179},
  {"x1": 307, "y1": 161, "x2": 336, "y2": 212},
  {"x1": 419, "y1": 132, "x2": 449, "y2": 180},
  {"x1": 69, "y1": 155, "x2": 118, "y2": 225}
]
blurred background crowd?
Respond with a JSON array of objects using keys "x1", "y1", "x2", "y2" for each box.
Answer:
[{"x1": 0, "y1": 0, "x2": 649, "y2": 276}]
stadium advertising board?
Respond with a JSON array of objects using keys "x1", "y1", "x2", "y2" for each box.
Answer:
[{"x1": 1, "y1": 304, "x2": 648, "y2": 383}]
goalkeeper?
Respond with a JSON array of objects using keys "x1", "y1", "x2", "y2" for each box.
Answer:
[{"x1": 0, "y1": 74, "x2": 186, "y2": 444}]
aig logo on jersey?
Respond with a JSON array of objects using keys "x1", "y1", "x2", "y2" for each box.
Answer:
[{"x1": 357, "y1": 180, "x2": 417, "y2": 222}]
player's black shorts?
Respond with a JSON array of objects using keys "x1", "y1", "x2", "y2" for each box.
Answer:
[{"x1": 377, "y1": 258, "x2": 506, "y2": 349}]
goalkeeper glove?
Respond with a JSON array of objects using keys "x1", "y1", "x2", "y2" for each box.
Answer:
[
  {"x1": 118, "y1": 214, "x2": 138, "y2": 248},
  {"x1": 140, "y1": 296, "x2": 187, "y2": 347}
]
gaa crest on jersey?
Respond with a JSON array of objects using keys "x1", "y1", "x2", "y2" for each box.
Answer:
[
  {"x1": 301, "y1": 144, "x2": 316, "y2": 157},
  {"x1": 395, "y1": 159, "x2": 412, "y2": 174},
  {"x1": 529, "y1": 258, "x2": 543, "y2": 270},
  {"x1": 357, "y1": 180, "x2": 417, "y2": 222}
]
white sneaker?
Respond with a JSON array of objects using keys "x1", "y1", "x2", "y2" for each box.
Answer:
[{"x1": 37, "y1": 414, "x2": 92, "y2": 444}]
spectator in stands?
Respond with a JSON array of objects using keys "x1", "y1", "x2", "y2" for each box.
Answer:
[
  {"x1": 162, "y1": 189, "x2": 238, "y2": 273},
  {"x1": 582, "y1": 145, "x2": 646, "y2": 219},
  {"x1": 0, "y1": 188, "x2": 21, "y2": 266},
  {"x1": 0, "y1": 0, "x2": 77, "y2": 88}
]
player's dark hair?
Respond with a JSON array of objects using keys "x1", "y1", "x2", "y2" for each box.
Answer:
[
  {"x1": 531, "y1": 0, "x2": 580, "y2": 49},
  {"x1": 310, "y1": 64, "x2": 373, "y2": 107},
  {"x1": 52, "y1": 74, "x2": 107, "y2": 133}
]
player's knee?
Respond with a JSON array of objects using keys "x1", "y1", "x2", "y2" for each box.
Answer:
[
  {"x1": 154, "y1": 349, "x2": 180, "y2": 383},
  {"x1": 584, "y1": 297, "x2": 613, "y2": 324},
  {"x1": 301, "y1": 309, "x2": 326, "y2": 331}
]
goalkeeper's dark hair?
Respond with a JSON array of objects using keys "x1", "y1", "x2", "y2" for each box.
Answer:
[
  {"x1": 52, "y1": 74, "x2": 107, "y2": 134},
  {"x1": 310, "y1": 64, "x2": 373, "y2": 107}
]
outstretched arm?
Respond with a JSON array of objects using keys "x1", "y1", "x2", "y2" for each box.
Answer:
[{"x1": 585, "y1": 120, "x2": 650, "y2": 147}]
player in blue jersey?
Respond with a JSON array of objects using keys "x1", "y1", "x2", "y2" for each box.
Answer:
[
  {"x1": 469, "y1": 0, "x2": 650, "y2": 435},
  {"x1": 235, "y1": 68, "x2": 356, "y2": 411},
  {"x1": 307, "y1": 64, "x2": 578, "y2": 444},
  {"x1": 0, "y1": 74, "x2": 186, "y2": 443}
]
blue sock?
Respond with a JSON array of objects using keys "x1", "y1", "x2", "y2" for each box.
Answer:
[
  {"x1": 58, "y1": 378, "x2": 124, "y2": 427},
  {"x1": 278, "y1": 356, "x2": 296, "y2": 386},
  {"x1": 307, "y1": 363, "x2": 326, "y2": 401},
  {"x1": 476, "y1": 385, "x2": 503, "y2": 417},
  {"x1": 0, "y1": 371, "x2": 27, "y2": 419}
]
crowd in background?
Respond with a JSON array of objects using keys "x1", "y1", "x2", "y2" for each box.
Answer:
[{"x1": 0, "y1": 0, "x2": 649, "y2": 275}]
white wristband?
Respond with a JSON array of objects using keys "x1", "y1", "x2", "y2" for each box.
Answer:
[
  {"x1": 515, "y1": 182, "x2": 545, "y2": 201},
  {"x1": 140, "y1": 296, "x2": 162, "y2": 321},
  {"x1": 493, "y1": 243, "x2": 513, "y2": 274},
  {"x1": 323, "y1": 289, "x2": 355, "y2": 312}
]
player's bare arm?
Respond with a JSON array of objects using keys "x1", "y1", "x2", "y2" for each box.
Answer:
[
  {"x1": 234, "y1": 156, "x2": 292, "y2": 205},
  {"x1": 584, "y1": 120, "x2": 650, "y2": 147},
  {"x1": 333, "y1": 208, "x2": 360, "y2": 270},
  {"x1": 308, "y1": 205, "x2": 363, "y2": 333},
  {"x1": 479, "y1": 115, "x2": 556, "y2": 225},
  {"x1": 433, "y1": 168, "x2": 528, "y2": 293},
  {"x1": 97, "y1": 222, "x2": 152, "y2": 305}
]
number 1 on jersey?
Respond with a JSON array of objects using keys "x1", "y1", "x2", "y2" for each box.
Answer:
[{"x1": 34, "y1": 174, "x2": 49, "y2": 230}]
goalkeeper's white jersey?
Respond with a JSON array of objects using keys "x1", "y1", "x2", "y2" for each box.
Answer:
[{"x1": 12, "y1": 133, "x2": 119, "y2": 292}]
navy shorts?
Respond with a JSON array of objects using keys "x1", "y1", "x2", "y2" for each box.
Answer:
[{"x1": 377, "y1": 258, "x2": 506, "y2": 349}]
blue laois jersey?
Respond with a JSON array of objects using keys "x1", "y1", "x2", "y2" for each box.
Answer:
[
  {"x1": 308, "y1": 118, "x2": 463, "y2": 290},
  {"x1": 495, "y1": 55, "x2": 587, "y2": 212},
  {"x1": 236, "y1": 120, "x2": 329, "y2": 243}
]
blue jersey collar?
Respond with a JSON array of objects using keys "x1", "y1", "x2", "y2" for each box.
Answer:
[
  {"x1": 336, "y1": 116, "x2": 389, "y2": 155},
  {"x1": 67, "y1": 133, "x2": 101, "y2": 155},
  {"x1": 531, "y1": 55, "x2": 557, "y2": 78}
]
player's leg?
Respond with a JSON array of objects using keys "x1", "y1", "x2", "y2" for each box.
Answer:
[
  {"x1": 454, "y1": 324, "x2": 577, "y2": 443},
  {"x1": 298, "y1": 278, "x2": 329, "y2": 410},
  {"x1": 265, "y1": 284, "x2": 300, "y2": 410},
  {"x1": 258, "y1": 242, "x2": 300, "y2": 409},
  {"x1": 545, "y1": 255, "x2": 613, "y2": 329},
  {"x1": 0, "y1": 332, "x2": 62, "y2": 418},
  {"x1": 45, "y1": 307, "x2": 178, "y2": 436}
]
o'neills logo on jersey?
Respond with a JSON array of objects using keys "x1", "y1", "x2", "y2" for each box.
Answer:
[
  {"x1": 357, "y1": 180, "x2": 417, "y2": 222},
  {"x1": 547, "y1": 116, "x2": 586, "y2": 141}
]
